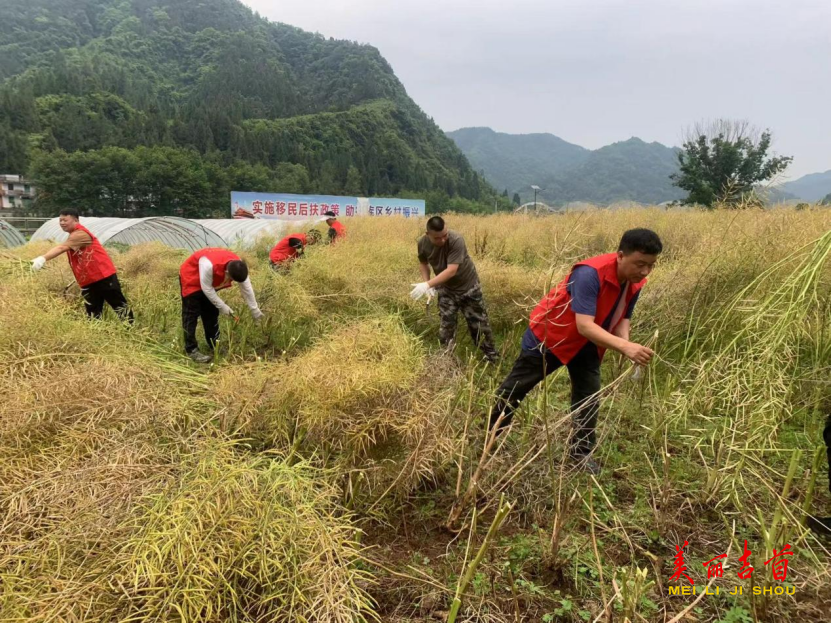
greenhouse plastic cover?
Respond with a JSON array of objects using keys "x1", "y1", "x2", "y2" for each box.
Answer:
[
  {"x1": 0, "y1": 219, "x2": 27, "y2": 248},
  {"x1": 195, "y1": 219, "x2": 324, "y2": 247},
  {"x1": 30, "y1": 217, "x2": 226, "y2": 251}
]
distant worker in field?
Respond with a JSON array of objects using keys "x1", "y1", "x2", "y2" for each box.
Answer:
[
  {"x1": 324, "y1": 210, "x2": 346, "y2": 243},
  {"x1": 411, "y1": 216, "x2": 499, "y2": 364},
  {"x1": 268, "y1": 229, "x2": 322, "y2": 270},
  {"x1": 30, "y1": 208, "x2": 134, "y2": 323},
  {"x1": 488, "y1": 228, "x2": 662, "y2": 474},
  {"x1": 179, "y1": 248, "x2": 264, "y2": 363}
]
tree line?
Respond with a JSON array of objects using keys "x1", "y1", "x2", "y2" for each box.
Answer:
[{"x1": 1, "y1": 0, "x2": 500, "y2": 217}]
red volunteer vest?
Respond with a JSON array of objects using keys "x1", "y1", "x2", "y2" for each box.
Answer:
[
  {"x1": 329, "y1": 221, "x2": 346, "y2": 241},
  {"x1": 269, "y1": 233, "x2": 307, "y2": 264},
  {"x1": 529, "y1": 253, "x2": 646, "y2": 364},
  {"x1": 66, "y1": 223, "x2": 117, "y2": 287},
  {"x1": 179, "y1": 248, "x2": 240, "y2": 298}
]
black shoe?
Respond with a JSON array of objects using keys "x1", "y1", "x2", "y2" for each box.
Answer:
[
  {"x1": 572, "y1": 455, "x2": 601, "y2": 475},
  {"x1": 188, "y1": 350, "x2": 213, "y2": 364},
  {"x1": 807, "y1": 516, "x2": 831, "y2": 538}
]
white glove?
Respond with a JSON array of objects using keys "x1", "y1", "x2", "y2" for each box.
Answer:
[
  {"x1": 426, "y1": 287, "x2": 437, "y2": 304},
  {"x1": 251, "y1": 309, "x2": 264, "y2": 321},
  {"x1": 31, "y1": 256, "x2": 46, "y2": 271},
  {"x1": 219, "y1": 304, "x2": 234, "y2": 316},
  {"x1": 410, "y1": 282, "x2": 432, "y2": 301}
]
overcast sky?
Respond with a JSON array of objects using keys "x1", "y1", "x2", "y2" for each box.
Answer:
[{"x1": 244, "y1": 0, "x2": 830, "y2": 178}]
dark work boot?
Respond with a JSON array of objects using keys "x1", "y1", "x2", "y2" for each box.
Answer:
[
  {"x1": 807, "y1": 516, "x2": 831, "y2": 538},
  {"x1": 188, "y1": 350, "x2": 213, "y2": 364},
  {"x1": 572, "y1": 455, "x2": 601, "y2": 475}
]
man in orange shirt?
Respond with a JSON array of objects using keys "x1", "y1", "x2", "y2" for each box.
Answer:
[
  {"x1": 31, "y1": 208, "x2": 133, "y2": 323},
  {"x1": 324, "y1": 211, "x2": 346, "y2": 243},
  {"x1": 269, "y1": 229, "x2": 321, "y2": 270}
]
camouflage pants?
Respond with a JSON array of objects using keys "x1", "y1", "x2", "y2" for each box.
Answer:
[{"x1": 437, "y1": 284, "x2": 498, "y2": 361}]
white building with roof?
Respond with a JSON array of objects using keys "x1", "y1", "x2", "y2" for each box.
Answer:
[{"x1": 0, "y1": 174, "x2": 36, "y2": 211}]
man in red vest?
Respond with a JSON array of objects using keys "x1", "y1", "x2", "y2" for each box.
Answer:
[
  {"x1": 30, "y1": 208, "x2": 133, "y2": 323},
  {"x1": 489, "y1": 228, "x2": 662, "y2": 473},
  {"x1": 323, "y1": 211, "x2": 346, "y2": 243},
  {"x1": 179, "y1": 248, "x2": 264, "y2": 363},
  {"x1": 268, "y1": 229, "x2": 321, "y2": 270}
]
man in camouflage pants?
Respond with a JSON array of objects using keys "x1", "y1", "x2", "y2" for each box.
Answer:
[{"x1": 410, "y1": 216, "x2": 499, "y2": 363}]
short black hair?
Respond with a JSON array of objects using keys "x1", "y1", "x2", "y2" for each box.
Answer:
[
  {"x1": 323, "y1": 211, "x2": 337, "y2": 218},
  {"x1": 59, "y1": 208, "x2": 80, "y2": 219},
  {"x1": 426, "y1": 216, "x2": 445, "y2": 232},
  {"x1": 618, "y1": 228, "x2": 663, "y2": 255},
  {"x1": 226, "y1": 260, "x2": 248, "y2": 282}
]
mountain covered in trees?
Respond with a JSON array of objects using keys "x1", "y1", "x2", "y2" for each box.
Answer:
[
  {"x1": 780, "y1": 170, "x2": 831, "y2": 202},
  {"x1": 446, "y1": 128, "x2": 591, "y2": 200},
  {"x1": 447, "y1": 127, "x2": 685, "y2": 206},
  {"x1": 448, "y1": 127, "x2": 831, "y2": 207},
  {"x1": 0, "y1": 0, "x2": 493, "y2": 216}
]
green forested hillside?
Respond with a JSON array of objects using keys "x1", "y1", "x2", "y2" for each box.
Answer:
[
  {"x1": 539, "y1": 137, "x2": 685, "y2": 205},
  {"x1": 446, "y1": 127, "x2": 590, "y2": 198},
  {"x1": 448, "y1": 128, "x2": 685, "y2": 206},
  {"x1": 0, "y1": 0, "x2": 492, "y2": 215}
]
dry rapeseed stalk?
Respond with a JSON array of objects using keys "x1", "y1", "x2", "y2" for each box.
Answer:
[
  {"x1": 107, "y1": 443, "x2": 374, "y2": 623},
  {"x1": 214, "y1": 317, "x2": 465, "y2": 498}
]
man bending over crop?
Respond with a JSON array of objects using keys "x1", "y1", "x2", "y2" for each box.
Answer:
[
  {"x1": 411, "y1": 216, "x2": 499, "y2": 364},
  {"x1": 488, "y1": 228, "x2": 662, "y2": 474},
  {"x1": 179, "y1": 248, "x2": 264, "y2": 363},
  {"x1": 269, "y1": 229, "x2": 321, "y2": 270}
]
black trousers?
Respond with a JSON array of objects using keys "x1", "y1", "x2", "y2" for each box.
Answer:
[
  {"x1": 489, "y1": 341, "x2": 602, "y2": 457},
  {"x1": 182, "y1": 290, "x2": 219, "y2": 354},
  {"x1": 80, "y1": 274, "x2": 133, "y2": 323}
]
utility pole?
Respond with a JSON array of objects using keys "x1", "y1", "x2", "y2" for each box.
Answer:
[{"x1": 531, "y1": 185, "x2": 542, "y2": 214}]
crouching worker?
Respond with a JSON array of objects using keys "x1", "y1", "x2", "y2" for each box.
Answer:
[
  {"x1": 31, "y1": 208, "x2": 133, "y2": 323},
  {"x1": 268, "y1": 229, "x2": 321, "y2": 270},
  {"x1": 488, "y1": 228, "x2": 662, "y2": 474},
  {"x1": 324, "y1": 211, "x2": 346, "y2": 243},
  {"x1": 179, "y1": 248, "x2": 264, "y2": 363}
]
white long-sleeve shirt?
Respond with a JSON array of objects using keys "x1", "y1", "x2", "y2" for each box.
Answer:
[{"x1": 198, "y1": 256, "x2": 261, "y2": 316}]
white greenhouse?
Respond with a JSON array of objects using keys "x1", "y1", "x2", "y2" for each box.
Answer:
[
  {"x1": 194, "y1": 218, "x2": 326, "y2": 247},
  {"x1": 30, "y1": 217, "x2": 226, "y2": 251},
  {"x1": 0, "y1": 219, "x2": 27, "y2": 248}
]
